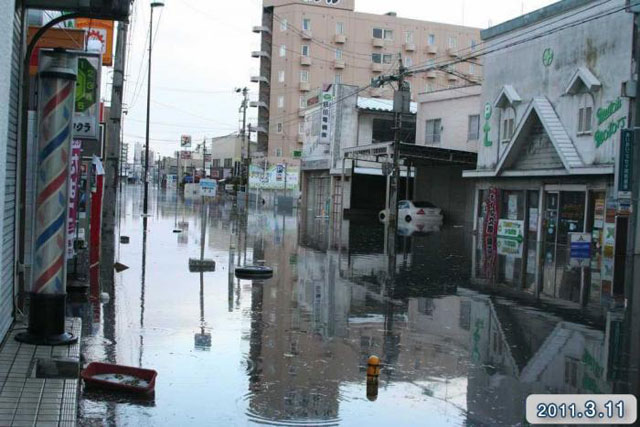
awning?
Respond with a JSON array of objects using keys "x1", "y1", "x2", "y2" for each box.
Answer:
[{"x1": 342, "y1": 141, "x2": 477, "y2": 167}]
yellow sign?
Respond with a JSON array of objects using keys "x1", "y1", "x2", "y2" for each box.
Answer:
[{"x1": 75, "y1": 18, "x2": 114, "y2": 66}]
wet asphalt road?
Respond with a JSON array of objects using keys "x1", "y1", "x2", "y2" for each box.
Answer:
[{"x1": 73, "y1": 184, "x2": 631, "y2": 426}]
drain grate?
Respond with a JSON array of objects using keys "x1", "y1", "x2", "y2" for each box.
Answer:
[{"x1": 31, "y1": 357, "x2": 80, "y2": 379}]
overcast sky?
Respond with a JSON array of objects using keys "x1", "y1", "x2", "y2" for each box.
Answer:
[{"x1": 118, "y1": 0, "x2": 557, "y2": 158}]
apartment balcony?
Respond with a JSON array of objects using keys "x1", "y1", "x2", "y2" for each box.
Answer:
[
  {"x1": 298, "y1": 109, "x2": 306, "y2": 118},
  {"x1": 251, "y1": 50, "x2": 270, "y2": 59},
  {"x1": 334, "y1": 34, "x2": 346, "y2": 44},
  {"x1": 301, "y1": 30, "x2": 312, "y2": 40},
  {"x1": 448, "y1": 73, "x2": 458, "y2": 81},
  {"x1": 404, "y1": 43, "x2": 416, "y2": 52},
  {"x1": 372, "y1": 38, "x2": 384, "y2": 48},
  {"x1": 447, "y1": 48, "x2": 459, "y2": 57},
  {"x1": 333, "y1": 60, "x2": 345, "y2": 69},
  {"x1": 426, "y1": 70, "x2": 437, "y2": 79},
  {"x1": 300, "y1": 82, "x2": 311, "y2": 92},
  {"x1": 297, "y1": 134, "x2": 304, "y2": 144},
  {"x1": 427, "y1": 45, "x2": 438, "y2": 54},
  {"x1": 249, "y1": 100, "x2": 269, "y2": 109},
  {"x1": 250, "y1": 75, "x2": 269, "y2": 84},
  {"x1": 371, "y1": 63, "x2": 383, "y2": 73},
  {"x1": 300, "y1": 56, "x2": 312, "y2": 66},
  {"x1": 252, "y1": 25, "x2": 271, "y2": 35}
]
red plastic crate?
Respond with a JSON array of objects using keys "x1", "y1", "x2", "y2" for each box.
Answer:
[{"x1": 81, "y1": 362, "x2": 157, "y2": 394}]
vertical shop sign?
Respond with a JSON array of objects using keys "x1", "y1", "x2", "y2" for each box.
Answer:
[
  {"x1": 483, "y1": 188, "x2": 500, "y2": 280},
  {"x1": 67, "y1": 140, "x2": 82, "y2": 258}
]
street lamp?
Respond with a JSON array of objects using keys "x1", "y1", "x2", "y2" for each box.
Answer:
[{"x1": 143, "y1": 0, "x2": 164, "y2": 217}]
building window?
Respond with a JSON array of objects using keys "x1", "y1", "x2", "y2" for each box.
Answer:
[
  {"x1": 302, "y1": 18, "x2": 311, "y2": 31},
  {"x1": 335, "y1": 48, "x2": 343, "y2": 60},
  {"x1": 277, "y1": 123, "x2": 283, "y2": 133},
  {"x1": 224, "y1": 158, "x2": 232, "y2": 168},
  {"x1": 427, "y1": 58, "x2": 435, "y2": 67},
  {"x1": 428, "y1": 34, "x2": 435, "y2": 45},
  {"x1": 448, "y1": 36, "x2": 457, "y2": 49},
  {"x1": 372, "y1": 53, "x2": 393, "y2": 64},
  {"x1": 405, "y1": 31, "x2": 414, "y2": 44},
  {"x1": 280, "y1": 18, "x2": 287, "y2": 32},
  {"x1": 468, "y1": 115, "x2": 480, "y2": 141},
  {"x1": 471, "y1": 39, "x2": 477, "y2": 51},
  {"x1": 298, "y1": 122, "x2": 305, "y2": 134},
  {"x1": 501, "y1": 108, "x2": 515, "y2": 142},
  {"x1": 277, "y1": 96, "x2": 284, "y2": 109},
  {"x1": 279, "y1": 44, "x2": 286, "y2": 57},
  {"x1": 336, "y1": 22, "x2": 344, "y2": 35},
  {"x1": 212, "y1": 159, "x2": 220, "y2": 168},
  {"x1": 301, "y1": 45, "x2": 310, "y2": 57},
  {"x1": 425, "y1": 119, "x2": 442, "y2": 144},
  {"x1": 334, "y1": 74, "x2": 342, "y2": 85},
  {"x1": 405, "y1": 56, "x2": 413, "y2": 67},
  {"x1": 275, "y1": 148, "x2": 282, "y2": 157},
  {"x1": 299, "y1": 96, "x2": 306, "y2": 108},
  {"x1": 578, "y1": 94, "x2": 593, "y2": 135},
  {"x1": 300, "y1": 70, "x2": 309, "y2": 82},
  {"x1": 278, "y1": 70, "x2": 285, "y2": 83},
  {"x1": 373, "y1": 28, "x2": 393, "y2": 40},
  {"x1": 469, "y1": 63, "x2": 475, "y2": 75},
  {"x1": 425, "y1": 83, "x2": 433, "y2": 92}
]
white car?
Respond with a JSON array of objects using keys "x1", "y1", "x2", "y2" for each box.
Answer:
[{"x1": 379, "y1": 200, "x2": 443, "y2": 224}]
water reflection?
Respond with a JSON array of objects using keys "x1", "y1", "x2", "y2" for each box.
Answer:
[{"x1": 77, "y1": 184, "x2": 637, "y2": 426}]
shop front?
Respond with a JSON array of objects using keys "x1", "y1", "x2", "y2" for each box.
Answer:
[{"x1": 472, "y1": 177, "x2": 622, "y2": 310}]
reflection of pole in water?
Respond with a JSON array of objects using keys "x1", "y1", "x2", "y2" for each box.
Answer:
[{"x1": 139, "y1": 216, "x2": 148, "y2": 367}]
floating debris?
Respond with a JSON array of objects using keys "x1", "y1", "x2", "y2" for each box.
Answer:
[
  {"x1": 91, "y1": 373, "x2": 149, "y2": 388},
  {"x1": 114, "y1": 262, "x2": 129, "y2": 273},
  {"x1": 235, "y1": 266, "x2": 273, "y2": 280}
]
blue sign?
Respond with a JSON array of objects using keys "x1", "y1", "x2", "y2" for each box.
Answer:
[{"x1": 570, "y1": 233, "x2": 591, "y2": 259}]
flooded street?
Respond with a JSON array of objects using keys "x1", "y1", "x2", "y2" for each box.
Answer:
[{"x1": 75, "y1": 185, "x2": 633, "y2": 426}]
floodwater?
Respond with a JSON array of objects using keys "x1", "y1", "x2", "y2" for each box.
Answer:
[{"x1": 74, "y1": 184, "x2": 638, "y2": 426}]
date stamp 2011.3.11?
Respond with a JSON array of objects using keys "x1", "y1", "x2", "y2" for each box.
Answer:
[{"x1": 526, "y1": 394, "x2": 637, "y2": 425}]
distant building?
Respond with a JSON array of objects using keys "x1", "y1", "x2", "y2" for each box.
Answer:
[{"x1": 252, "y1": 0, "x2": 482, "y2": 167}]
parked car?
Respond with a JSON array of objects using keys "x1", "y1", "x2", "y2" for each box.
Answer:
[{"x1": 379, "y1": 200, "x2": 443, "y2": 224}]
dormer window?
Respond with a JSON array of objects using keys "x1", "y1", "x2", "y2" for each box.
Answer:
[
  {"x1": 564, "y1": 67, "x2": 600, "y2": 137},
  {"x1": 577, "y1": 94, "x2": 593, "y2": 135},
  {"x1": 493, "y1": 85, "x2": 522, "y2": 144}
]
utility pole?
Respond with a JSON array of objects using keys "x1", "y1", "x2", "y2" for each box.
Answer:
[
  {"x1": 144, "y1": 1, "x2": 164, "y2": 217},
  {"x1": 236, "y1": 87, "x2": 249, "y2": 204},
  {"x1": 202, "y1": 138, "x2": 206, "y2": 177},
  {"x1": 388, "y1": 55, "x2": 409, "y2": 232},
  {"x1": 100, "y1": 21, "x2": 128, "y2": 289}
]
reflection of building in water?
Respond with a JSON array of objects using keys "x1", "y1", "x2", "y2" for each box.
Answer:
[{"x1": 466, "y1": 294, "x2": 613, "y2": 425}]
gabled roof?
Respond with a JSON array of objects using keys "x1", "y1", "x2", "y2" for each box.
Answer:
[
  {"x1": 564, "y1": 67, "x2": 602, "y2": 95},
  {"x1": 493, "y1": 85, "x2": 522, "y2": 109},
  {"x1": 496, "y1": 96, "x2": 584, "y2": 175}
]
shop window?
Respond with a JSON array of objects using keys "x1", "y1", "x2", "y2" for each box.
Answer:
[
  {"x1": 224, "y1": 158, "x2": 232, "y2": 168},
  {"x1": 372, "y1": 118, "x2": 395, "y2": 143}
]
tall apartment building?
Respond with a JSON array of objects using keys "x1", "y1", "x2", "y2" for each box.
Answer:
[{"x1": 251, "y1": 0, "x2": 482, "y2": 165}]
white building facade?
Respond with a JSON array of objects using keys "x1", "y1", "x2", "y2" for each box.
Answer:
[{"x1": 464, "y1": 0, "x2": 635, "y2": 310}]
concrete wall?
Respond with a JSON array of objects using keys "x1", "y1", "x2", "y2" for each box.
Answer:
[
  {"x1": 478, "y1": 0, "x2": 633, "y2": 170},
  {"x1": 414, "y1": 165, "x2": 475, "y2": 226},
  {"x1": 416, "y1": 85, "x2": 481, "y2": 153},
  {"x1": 209, "y1": 134, "x2": 245, "y2": 164}
]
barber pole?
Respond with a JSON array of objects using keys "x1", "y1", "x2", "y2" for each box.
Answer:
[{"x1": 16, "y1": 50, "x2": 78, "y2": 346}]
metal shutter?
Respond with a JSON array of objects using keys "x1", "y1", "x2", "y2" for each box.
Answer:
[{"x1": 0, "y1": 4, "x2": 23, "y2": 340}]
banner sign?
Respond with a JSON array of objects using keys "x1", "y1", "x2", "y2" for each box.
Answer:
[
  {"x1": 67, "y1": 140, "x2": 82, "y2": 258},
  {"x1": 200, "y1": 179, "x2": 217, "y2": 197},
  {"x1": 73, "y1": 53, "x2": 102, "y2": 140},
  {"x1": 181, "y1": 135, "x2": 192, "y2": 148},
  {"x1": 180, "y1": 150, "x2": 192, "y2": 160},
  {"x1": 618, "y1": 129, "x2": 634, "y2": 198},
  {"x1": 497, "y1": 219, "x2": 525, "y2": 242},
  {"x1": 249, "y1": 164, "x2": 299, "y2": 190},
  {"x1": 319, "y1": 84, "x2": 334, "y2": 144},
  {"x1": 75, "y1": 18, "x2": 114, "y2": 66},
  {"x1": 482, "y1": 188, "x2": 500, "y2": 280}
]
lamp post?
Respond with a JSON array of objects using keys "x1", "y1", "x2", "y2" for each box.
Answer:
[{"x1": 143, "y1": 0, "x2": 164, "y2": 217}]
